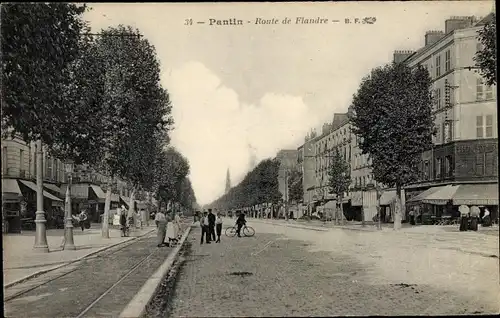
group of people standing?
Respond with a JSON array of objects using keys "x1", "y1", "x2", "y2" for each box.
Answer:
[
  {"x1": 199, "y1": 209, "x2": 223, "y2": 244},
  {"x1": 155, "y1": 210, "x2": 182, "y2": 247}
]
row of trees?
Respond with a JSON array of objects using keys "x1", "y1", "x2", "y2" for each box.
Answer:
[
  {"x1": 2, "y1": 3, "x2": 196, "y2": 245},
  {"x1": 208, "y1": 159, "x2": 282, "y2": 212}
]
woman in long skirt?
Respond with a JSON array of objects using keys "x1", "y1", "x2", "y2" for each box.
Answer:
[
  {"x1": 155, "y1": 211, "x2": 167, "y2": 247},
  {"x1": 166, "y1": 211, "x2": 178, "y2": 246}
]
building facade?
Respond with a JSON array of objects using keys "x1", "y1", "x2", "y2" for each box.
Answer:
[
  {"x1": 402, "y1": 15, "x2": 498, "y2": 222},
  {"x1": 1, "y1": 134, "x2": 148, "y2": 232}
]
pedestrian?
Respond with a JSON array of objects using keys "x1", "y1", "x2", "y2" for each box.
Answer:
[
  {"x1": 200, "y1": 211, "x2": 210, "y2": 244},
  {"x1": 78, "y1": 209, "x2": 88, "y2": 232},
  {"x1": 470, "y1": 205, "x2": 480, "y2": 231},
  {"x1": 482, "y1": 207, "x2": 492, "y2": 227},
  {"x1": 215, "y1": 212, "x2": 223, "y2": 243},
  {"x1": 166, "y1": 211, "x2": 180, "y2": 246},
  {"x1": 155, "y1": 210, "x2": 168, "y2": 247},
  {"x1": 235, "y1": 211, "x2": 246, "y2": 237},
  {"x1": 409, "y1": 208, "x2": 415, "y2": 225},
  {"x1": 208, "y1": 208, "x2": 216, "y2": 242},
  {"x1": 120, "y1": 208, "x2": 128, "y2": 237},
  {"x1": 459, "y1": 205, "x2": 469, "y2": 231}
]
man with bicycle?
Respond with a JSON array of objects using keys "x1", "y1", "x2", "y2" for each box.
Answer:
[{"x1": 235, "y1": 210, "x2": 246, "y2": 237}]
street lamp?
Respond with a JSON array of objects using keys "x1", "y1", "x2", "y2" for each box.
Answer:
[
  {"x1": 33, "y1": 140, "x2": 49, "y2": 253},
  {"x1": 63, "y1": 160, "x2": 76, "y2": 250}
]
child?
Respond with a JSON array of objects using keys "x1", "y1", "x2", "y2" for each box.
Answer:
[{"x1": 215, "y1": 212, "x2": 223, "y2": 243}]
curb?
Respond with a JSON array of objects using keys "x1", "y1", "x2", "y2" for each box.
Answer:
[
  {"x1": 3, "y1": 228, "x2": 156, "y2": 289},
  {"x1": 119, "y1": 225, "x2": 192, "y2": 318}
]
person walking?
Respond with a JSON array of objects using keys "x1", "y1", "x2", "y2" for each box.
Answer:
[
  {"x1": 208, "y1": 209, "x2": 216, "y2": 242},
  {"x1": 200, "y1": 211, "x2": 210, "y2": 244},
  {"x1": 459, "y1": 205, "x2": 470, "y2": 231},
  {"x1": 155, "y1": 210, "x2": 168, "y2": 247},
  {"x1": 166, "y1": 211, "x2": 180, "y2": 246},
  {"x1": 409, "y1": 208, "x2": 416, "y2": 225},
  {"x1": 215, "y1": 212, "x2": 223, "y2": 243},
  {"x1": 78, "y1": 209, "x2": 88, "y2": 232},
  {"x1": 120, "y1": 208, "x2": 128, "y2": 237},
  {"x1": 470, "y1": 206, "x2": 480, "y2": 231}
]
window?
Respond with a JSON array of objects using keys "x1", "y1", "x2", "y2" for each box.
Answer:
[
  {"x1": 435, "y1": 55, "x2": 441, "y2": 77},
  {"x1": 445, "y1": 50, "x2": 451, "y2": 72},
  {"x1": 486, "y1": 115, "x2": 493, "y2": 137},
  {"x1": 444, "y1": 121, "x2": 452, "y2": 143},
  {"x1": 435, "y1": 158, "x2": 442, "y2": 179},
  {"x1": 423, "y1": 161, "x2": 430, "y2": 180},
  {"x1": 475, "y1": 153, "x2": 484, "y2": 175},
  {"x1": 476, "y1": 116, "x2": 484, "y2": 138},
  {"x1": 485, "y1": 85, "x2": 493, "y2": 100},
  {"x1": 485, "y1": 152, "x2": 496, "y2": 176},
  {"x1": 476, "y1": 78, "x2": 484, "y2": 100},
  {"x1": 444, "y1": 156, "x2": 453, "y2": 177},
  {"x1": 435, "y1": 88, "x2": 442, "y2": 109}
]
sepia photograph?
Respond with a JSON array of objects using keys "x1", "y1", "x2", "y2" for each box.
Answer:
[{"x1": 1, "y1": 1, "x2": 498, "y2": 317}]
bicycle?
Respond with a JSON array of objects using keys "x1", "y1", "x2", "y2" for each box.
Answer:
[{"x1": 225, "y1": 224, "x2": 255, "y2": 237}]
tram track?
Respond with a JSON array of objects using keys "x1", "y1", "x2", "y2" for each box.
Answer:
[
  {"x1": 4, "y1": 232, "x2": 156, "y2": 303},
  {"x1": 4, "y1": 223, "x2": 190, "y2": 318}
]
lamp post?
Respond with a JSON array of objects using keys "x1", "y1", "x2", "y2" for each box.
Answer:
[
  {"x1": 33, "y1": 140, "x2": 49, "y2": 253},
  {"x1": 63, "y1": 160, "x2": 76, "y2": 250}
]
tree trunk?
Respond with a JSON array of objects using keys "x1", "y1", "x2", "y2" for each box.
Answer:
[
  {"x1": 394, "y1": 184, "x2": 403, "y2": 230},
  {"x1": 335, "y1": 199, "x2": 339, "y2": 225},
  {"x1": 101, "y1": 179, "x2": 112, "y2": 238}
]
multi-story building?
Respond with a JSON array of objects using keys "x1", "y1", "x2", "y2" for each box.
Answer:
[
  {"x1": 276, "y1": 149, "x2": 299, "y2": 203},
  {"x1": 298, "y1": 130, "x2": 317, "y2": 208},
  {"x1": 400, "y1": 14, "x2": 498, "y2": 222},
  {"x1": 2, "y1": 135, "x2": 65, "y2": 232},
  {"x1": 1, "y1": 134, "x2": 149, "y2": 232}
]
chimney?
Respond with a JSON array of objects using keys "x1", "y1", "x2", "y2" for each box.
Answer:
[
  {"x1": 393, "y1": 50, "x2": 415, "y2": 63},
  {"x1": 445, "y1": 16, "x2": 476, "y2": 34},
  {"x1": 424, "y1": 30, "x2": 445, "y2": 46}
]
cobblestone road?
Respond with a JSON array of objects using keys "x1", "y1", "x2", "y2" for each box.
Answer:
[
  {"x1": 4, "y1": 224, "x2": 188, "y2": 318},
  {"x1": 168, "y1": 223, "x2": 499, "y2": 317}
]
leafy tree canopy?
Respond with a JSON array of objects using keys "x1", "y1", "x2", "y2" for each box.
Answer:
[
  {"x1": 474, "y1": 13, "x2": 496, "y2": 87},
  {"x1": 287, "y1": 168, "x2": 303, "y2": 203},
  {"x1": 349, "y1": 62, "x2": 435, "y2": 189}
]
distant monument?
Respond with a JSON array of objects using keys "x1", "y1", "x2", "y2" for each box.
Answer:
[{"x1": 225, "y1": 168, "x2": 231, "y2": 194}]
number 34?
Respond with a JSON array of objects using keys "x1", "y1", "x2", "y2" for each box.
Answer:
[{"x1": 184, "y1": 19, "x2": 193, "y2": 25}]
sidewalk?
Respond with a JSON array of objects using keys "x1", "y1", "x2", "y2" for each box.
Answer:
[
  {"x1": 249, "y1": 217, "x2": 499, "y2": 235},
  {"x1": 2, "y1": 225, "x2": 156, "y2": 287}
]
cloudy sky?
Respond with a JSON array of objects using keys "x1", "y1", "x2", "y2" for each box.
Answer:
[{"x1": 85, "y1": 1, "x2": 493, "y2": 205}]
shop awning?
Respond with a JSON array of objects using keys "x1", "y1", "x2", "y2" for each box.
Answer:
[
  {"x1": 2, "y1": 178, "x2": 23, "y2": 202},
  {"x1": 380, "y1": 190, "x2": 397, "y2": 206},
  {"x1": 59, "y1": 184, "x2": 89, "y2": 199},
  {"x1": 19, "y1": 180, "x2": 63, "y2": 202},
  {"x1": 43, "y1": 183, "x2": 61, "y2": 194},
  {"x1": 2, "y1": 178, "x2": 22, "y2": 195},
  {"x1": 408, "y1": 186, "x2": 443, "y2": 203},
  {"x1": 452, "y1": 183, "x2": 498, "y2": 206},
  {"x1": 422, "y1": 185, "x2": 459, "y2": 205},
  {"x1": 90, "y1": 184, "x2": 106, "y2": 202}
]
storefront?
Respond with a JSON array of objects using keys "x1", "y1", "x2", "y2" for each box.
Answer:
[
  {"x1": 2, "y1": 179, "x2": 24, "y2": 233},
  {"x1": 18, "y1": 179, "x2": 64, "y2": 230},
  {"x1": 421, "y1": 183, "x2": 499, "y2": 225}
]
